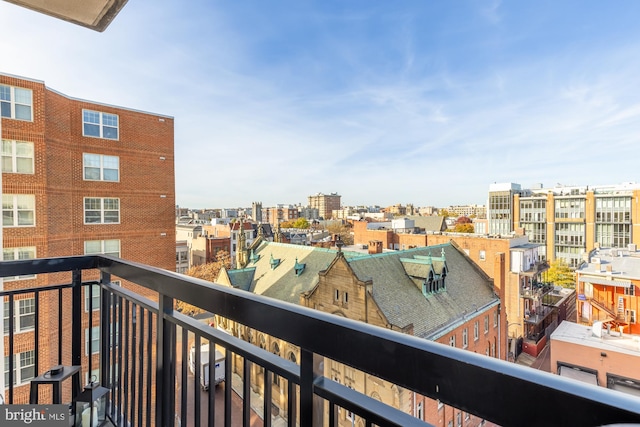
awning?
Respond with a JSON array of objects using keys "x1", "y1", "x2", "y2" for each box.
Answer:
[
  {"x1": 559, "y1": 366, "x2": 598, "y2": 386},
  {"x1": 578, "y1": 276, "x2": 632, "y2": 288}
]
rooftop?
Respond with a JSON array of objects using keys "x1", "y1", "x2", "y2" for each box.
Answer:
[{"x1": 551, "y1": 321, "x2": 640, "y2": 357}]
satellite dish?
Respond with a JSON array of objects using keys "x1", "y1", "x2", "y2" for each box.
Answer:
[{"x1": 592, "y1": 321, "x2": 603, "y2": 338}]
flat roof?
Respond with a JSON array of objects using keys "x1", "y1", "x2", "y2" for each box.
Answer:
[{"x1": 551, "y1": 321, "x2": 640, "y2": 357}]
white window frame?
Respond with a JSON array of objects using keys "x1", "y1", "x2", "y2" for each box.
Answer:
[
  {"x1": 83, "y1": 153, "x2": 120, "y2": 182},
  {"x1": 85, "y1": 281, "x2": 121, "y2": 312},
  {"x1": 474, "y1": 321, "x2": 479, "y2": 341},
  {"x1": 484, "y1": 315, "x2": 489, "y2": 334},
  {"x1": 84, "y1": 197, "x2": 120, "y2": 224},
  {"x1": 416, "y1": 401, "x2": 424, "y2": 420},
  {"x1": 85, "y1": 326, "x2": 100, "y2": 355},
  {"x1": 2, "y1": 139, "x2": 34, "y2": 174},
  {"x1": 0, "y1": 84, "x2": 32, "y2": 121},
  {"x1": 84, "y1": 240, "x2": 121, "y2": 257},
  {"x1": 82, "y1": 109, "x2": 119, "y2": 140},
  {"x1": 462, "y1": 328, "x2": 468, "y2": 348},
  {"x1": 4, "y1": 350, "x2": 36, "y2": 386},
  {"x1": 2, "y1": 194, "x2": 35, "y2": 227},
  {"x1": 626, "y1": 309, "x2": 636, "y2": 324},
  {"x1": 2, "y1": 246, "x2": 36, "y2": 281},
  {"x1": 3, "y1": 298, "x2": 36, "y2": 335},
  {"x1": 479, "y1": 250, "x2": 486, "y2": 261},
  {"x1": 449, "y1": 335, "x2": 456, "y2": 347}
]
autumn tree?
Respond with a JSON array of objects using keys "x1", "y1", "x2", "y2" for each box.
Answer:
[
  {"x1": 454, "y1": 223, "x2": 474, "y2": 233},
  {"x1": 293, "y1": 217, "x2": 310, "y2": 229},
  {"x1": 438, "y1": 209, "x2": 451, "y2": 218},
  {"x1": 545, "y1": 259, "x2": 575, "y2": 288},
  {"x1": 176, "y1": 250, "x2": 232, "y2": 315},
  {"x1": 327, "y1": 223, "x2": 354, "y2": 245}
]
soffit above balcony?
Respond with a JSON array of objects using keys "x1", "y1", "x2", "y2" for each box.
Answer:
[
  {"x1": 4, "y1": 0, "x2": 128, "y2": 32},
  {"x1": 578, "y1": 276, "x2": 631, "y2": 288}
]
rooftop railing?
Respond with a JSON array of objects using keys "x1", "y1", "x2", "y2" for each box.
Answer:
[{"x1": 1, "y1": 255, "x2": 640, "y2": 426}]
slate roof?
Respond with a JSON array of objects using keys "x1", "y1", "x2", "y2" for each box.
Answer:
[
  {"x1": 233, "y1": 241, "x2": 366, "y2": 303},
  {"x1": 348, "y1": 244, "x2": 497, "y2": 339},
  {"x1": 230, "y1": 241, "x2": 498, "y2": 339}
]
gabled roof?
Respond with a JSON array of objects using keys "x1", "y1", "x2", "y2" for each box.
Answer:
[
  {"x1": 347, "y1": 244, "x2": 497, "y2": 339},
  {"x1": 237, "y1": 241, "x2": 366, "y2": 303},
  {"x1": 227, "y1": 268, "x2": 256, "y2": 291}
]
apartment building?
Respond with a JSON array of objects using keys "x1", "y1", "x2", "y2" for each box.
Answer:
[
  {"x1": 576, "y1": 246, "x2": 640, "y2": 335},
  {"x1": 1, "y1": 72, "x2": 175, "y2": 402},
  {"x1": 262, "y1": 204, "x2": 299, "y2": 226},
  {"x1": 308, "y1": 192, "x2": 341, "y2": 220},
  {"x1": 488, "y1": 182, "x2": 640, "y2": 268}
]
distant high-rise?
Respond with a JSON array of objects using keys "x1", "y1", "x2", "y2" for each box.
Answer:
[
  {"x1": 252, "y1": 201, "x2": 262, "y2": 223},
  {"x1": 308, "y1": 192, "x2": 341, "y2": 220},
  {"x1": 488, "y1": 182, "x2": 640, "y2": 267}
]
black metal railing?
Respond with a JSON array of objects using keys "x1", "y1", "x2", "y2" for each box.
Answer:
[{"x1": 1, "y1": 255, "x2": 640, "y2": 427}]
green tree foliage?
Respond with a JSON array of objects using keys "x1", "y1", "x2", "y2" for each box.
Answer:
[
  {"x1": 438, "y1": 209, "x2": 451, "y2": 218},
  {"x1": 453, "y1": 223, "x2": 474, "y2": 233},
  {"x1": 293, "y1": 217, "x2": 310, "y2": 229},
  {"x1": 176, "y1": 250, "x2": 232, "y2": 315},
  {"x1": 545, "y1": 259, "x2": 575, "y2": 288}
]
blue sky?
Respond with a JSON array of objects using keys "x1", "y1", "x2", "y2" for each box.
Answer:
[{"x1": 2, "y1": 1, "x2": 640, "y2": 209}]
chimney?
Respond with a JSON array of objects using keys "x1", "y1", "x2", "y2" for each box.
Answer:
[
  {"x1": 368, "y1": 240, "x2": 383, "y2": 254},
  {"x1": 606, "y1": 265, "x2": 613, "y2": 274}
]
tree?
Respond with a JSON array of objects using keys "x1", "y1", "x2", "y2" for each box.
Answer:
[
  {"x1": 176, "y1": 250, "x2": 232, "y2": 315},
  {"x1": 545, "y1": 259, "x2": 575, "y2": 288},
  {"x1": 455, "y1": 216, "x2": 472, "y2": 225},
  {"x1": 453, "y1": 223, "x2": 474, "y2": 233},
  {"x1": 293, "y1": 217, "x2": 310, "y2": 229},
  {"x1": 438, "y1": 209, "x2": 451, "y2": 218},
  {"x1": 327, "y1": 223, "x2": 354, "y2": 245}
]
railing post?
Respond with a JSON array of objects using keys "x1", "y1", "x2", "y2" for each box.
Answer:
[
  {"x1": 100, "y1": 271, "x2": 111, "y2": 388},
  {"x1": 156, "y1": 294, "x2": 175, "y2": 427},
  {"x1": 300, "y1": 349, "x2": 324, "y2": 427},
  {"x1": 72, "y1": 269, "x2": 82, "y2": 400}
]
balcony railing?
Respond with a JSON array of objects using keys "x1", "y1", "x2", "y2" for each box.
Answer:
[{"x1": 2, "y1": 255, "x2": 640, "y2": 427}]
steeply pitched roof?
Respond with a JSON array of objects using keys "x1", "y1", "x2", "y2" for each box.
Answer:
[
  {"x1": 240, "y1": 241, "x2": 366, "y2": 303},
  {"x1": 345, "y1": 244, "x2": 497, "y2": 339},
  {"x1": 235, "y1": 241, "x2": 498, "y2": 339}
]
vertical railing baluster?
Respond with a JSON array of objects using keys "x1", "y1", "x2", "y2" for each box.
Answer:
[
  {"x1": 224, "y1": 350, "x2": 232, "y2": 427},
  {"x1": 263, "y1": 368, "x2": 272, "y2": 427},
  {"x1": 244, "y1": 360, "x2": 252, "y2": 426},
  {"x1": 7, "y1": 294, "x2": 14, "y2": 404},
  {"x1": 58, "y1": 288, "x2": 63, "y2": 364},
  {"x1": 157, "y1": 294, "x2": 175, "y2": 427},
  {"x1": 180, "y1": 328, "x2": 188, "y2": 427},
  {"x1": 130, "y1": 303, "x2": 138, "y2": 426},
  {"x1": 71, "y1": 270, "x2": 82, "y2": 400},
  {"x1": 117, "y1": 294, "x2": 123, "y2": 426},
  {"x1": 287, "y1": 380, "x2": 295, "y2": 427},
  {"x1": 208, "y1": 338, "x2": 216, "y2": 426},
  {"x1": 34, "y1": 291, "x2": 39, "y2": 382},
  {"x1": 123, "y1": 299, "x2": 130, "y2": 426},
  {"x1": 146, "y1": 312, "x2": 152, "y2": 427},
  {"x1": 194, "y1": 334, "x2": 201, "y2": 427},
  {"x1": 300, "y1": 349, "x2": 313, "y2": 427},
  {"x1": 137, "y1": 307, "x2": 144, "y2": 427}
]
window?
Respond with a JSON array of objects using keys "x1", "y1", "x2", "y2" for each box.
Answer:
[
  {"x1": 474, "y1": 321, "x2": 479, "y2": 341},
  {"x1": 2, "y1": 194, "x2": 35, "y2": 226},
  {"x1": 484, "y1": 315, "x2": 489, "y2": 334},
  {"x1": 84, "y1": 240, "x2": 120, "y2": 257},
  {"x1": 626, "y1": 310, "x2": 636, "y2": 324},
  {"x1": 2, "y1": 246, "x2": 36, "y2": 280},
  {"x1": 449, "y1": 335, "x2": 456, "y2": 347},
  {"x1": 462, "y1": 328, "x2": 468, "y2": 348},
  {"x1": 479, "y1": 250, "x2": 486, "y2": 261},
  {"x1": 624, "y1": 286, "x2": 635, "y2": 296},
  {"x1": 335, "y1": 289, "x2": 340, "y2": 301},
  {"x1": 4, "y1": 350, "x2": 35, "y2": 386},
  {"x1": 438, "y1": 400, "x2": 444, "y2": 410},
  {"x1": 17, "y1": 299, "x2": 35, "y2": 332},
  {"x1": 84, "y1": 197, "x2": 120, "y2": 224},
  {"x1": 343, "y1": 292, "x2": 348, "y2": 304},
  {"x1": 2, "y1": 139, "x2": 34, "y2": 174},
  {"x1": 83, "y1": 153, "x2": 119, "y2": 181},
  {"x1": 457, "y1": 412, "x2": 462, "y2": 427},
  {"x1": 85, "y1": 326, "x2": 100, "y2": 355},
  {"x1": 0, "y1": 84, "x2": 32, "y2": 121},
  {"x1": 83, "y1": 110, "x2": 119, "y2": 140},
  {"x1": 346, "y1": 385, "x2": 355, "y2": 421},
  {"x1": 416, "y1": 401, "x2": 423, "y2": 420},
  {"x1": 84, "y1": 281, "x2": 121, "y2": 312},
  {"x1": 494, "y1": 311, "x2": 498, "y2": 327}
]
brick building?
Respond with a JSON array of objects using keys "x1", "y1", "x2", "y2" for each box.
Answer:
[
  {"x1": 1, "y1": 72, "x2": 175, "y2": 402},
  {"x1": 214, "y1": 240, "x2": 501, "y2": 426},
  {"x1": 308, "y1": 192, "x2": 341, "y2": 220}
]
